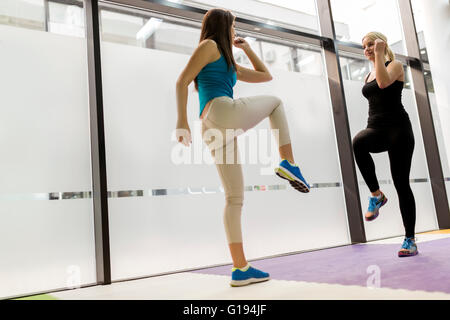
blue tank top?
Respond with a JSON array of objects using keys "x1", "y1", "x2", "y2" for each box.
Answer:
[{"x1": 197, "y1": 55, "x2": 237, "y2": 117}]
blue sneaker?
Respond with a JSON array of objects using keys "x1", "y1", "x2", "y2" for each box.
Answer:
[
  {"x1": 230, "y1": 264, "x2": 270, "y2": 287},
  {"x1": 274, "y1": 159, "x2": 310, "y2": 193},
  {"x1": 365, "y1": 192, "x2": 388, "y2": 221},
  {"x1": 398, "y1": 237, "x2": 418, "y2": 257}
]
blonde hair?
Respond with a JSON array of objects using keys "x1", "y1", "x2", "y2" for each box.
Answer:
[{"x1": 362, "y1": 31, "x2": 395, "y2": 62}]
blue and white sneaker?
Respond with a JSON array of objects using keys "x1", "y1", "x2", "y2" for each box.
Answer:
[
  {"x1": 230, "y1": 264, "x2": 270, "y2": 287},
  {"x1": 365, "y1": 192, "x2": 388, "y2": 221},
  {"x1": 398, "y1": 237, "x2": 418, "y2": 257},
  {"x1": 274, "y1": 159, "x2": 310, "y2": 193}
]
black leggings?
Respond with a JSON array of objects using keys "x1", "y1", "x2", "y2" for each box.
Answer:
[{"x1": 352, "y1": 123, "x2": 416, "y2": 238}]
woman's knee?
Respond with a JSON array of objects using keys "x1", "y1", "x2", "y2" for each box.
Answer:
[
  {"x1": 225, "y1": 194, "x2": 243, "y2": 207},
  {"x1": 352, "y1": 135, "x2": 364, "y2": 153},
  {"x1": 270, "y1": 96, "x2": 283, "y2": 109},
  {"x1": 273, "y1": 95, "x2": 282, "y2": 104}
]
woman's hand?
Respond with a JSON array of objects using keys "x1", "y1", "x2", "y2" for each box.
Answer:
[
  {"x1": 374, "y1": 38, "x2": 386, "y2": 55},
  {"x1": 233, "y1": 37, "x2": 250, "y2": 51},
  {"x1": 176, "y1": 120, "x2": 192, "y2": 147}
]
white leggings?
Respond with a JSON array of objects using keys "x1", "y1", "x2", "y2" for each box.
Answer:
[{"x1": 201, "y1": 95, "x2": 291, "y2": 243}]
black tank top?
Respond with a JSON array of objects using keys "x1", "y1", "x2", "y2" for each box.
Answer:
[{"x1": 362, "y1": 61, "x2": 410, "y2": 128}]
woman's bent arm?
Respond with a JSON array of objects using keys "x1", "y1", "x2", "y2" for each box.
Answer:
[
  {"x1": 176, "y1": 39, "x2": 218, "y2": 123},
  {"x1": 235, "y1": 37, "x2": 272, "y2": 83},
  {"x1": 373, "y1": 39, "x2": 403, "y2": 89}
]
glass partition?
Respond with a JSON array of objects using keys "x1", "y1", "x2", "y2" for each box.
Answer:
[
  {"x1": 0, "y1": 0, "x2": 45, "y2": 30},
  {"x1": 411, "y1": 0, "x2": 450, "y2": 210},
  {"x1": 182, "y1": 0, "x2": 320, "y2": 33},
  {"x1": 48, "y1": 0, "x2": 85, "y2": 37},
  {"x1": 0, "y1": 1, "x2": 96, "y2": 299},
  {"x1": 330, "y1": 0, "x2": 406, "y2": 55}
]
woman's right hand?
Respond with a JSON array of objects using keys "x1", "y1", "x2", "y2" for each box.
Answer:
[
  {"x1": 176, "y1": 120, "x2": 192, "y2": 147},
  {"x1": 374, "y1": 38, "x2": 386, "y2": 55}
]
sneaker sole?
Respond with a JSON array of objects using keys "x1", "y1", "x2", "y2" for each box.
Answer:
[
  {"x1": 365, "y1": 208, "x2": 379, "y2": 221},
  {"x1": 230, "y1": 277, "x2": 270, "y2": 287},
  {"x1": 275, "y1": 167, "x2": 310, "y2": 193},
  {"x1": 398, "y1": 250, "x2": 419, "y2": 257},
  {"x1": 365, "y1": 198, "x2": 388, "y2": 221}
]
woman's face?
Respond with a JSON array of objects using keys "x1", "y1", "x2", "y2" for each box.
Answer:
[{"x1": 362, "y1": 37, "x2": 375, "y2": 61}]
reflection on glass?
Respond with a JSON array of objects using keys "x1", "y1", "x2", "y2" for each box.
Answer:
[
  {"x1": 339, "y1": 54, "x2": 411, "y2": 89},
  {"x1": 183, "y1": 0, "x2": 319, "y2": 33},
  {"x1": 410, "y1": 0, "x2": 429, "y2": 62},
  {"x1": 101, "y1": 10, "x2": 200, "y2": 53},
  {"x1": 340, "y1": 56, "x2": 371, "y2": 82},
  {"x1": 424, "y1": 70, "x2": 434, "y2": 93},
  {"x1": 101, "y1": 10, "x2": 146, "y2": 47},
  {"x1": 0, "y1": 0, "x2": 85, "y2": 37},
  {"x1": 99, "y1": 8, "x2": 323, "y2": 76},
  {"x1": 48, "y1": 1, "x2": 84, "y2": 38},
  {"x1": 330, "y1": 0, "x2": 406, "y2": 55},
  {"x1": 0, "y1": 0, "x2": 45, "y2": 30},
  {"x1": 145, "y1": 22, "x2": 200, "y2": 55},
  {"x1": 260, "y1": 42, "x2": 294, "y2": 71},
  {"x1": 295, "y1": 47, "x2": 323, "y2": 76}
]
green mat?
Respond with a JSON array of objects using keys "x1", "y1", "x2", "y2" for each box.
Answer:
[{"x1": 14, "y1": 294, "x2": 58, "y2": 300}]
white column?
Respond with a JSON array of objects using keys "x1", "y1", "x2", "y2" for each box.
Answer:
[{"x1": 414, "y1": 0, "x2": 450, "y2": 171}]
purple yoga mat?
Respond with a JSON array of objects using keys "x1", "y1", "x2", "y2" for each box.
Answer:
[{"x1": 192, "y1": 237, "x2": 450, "y2": 294}]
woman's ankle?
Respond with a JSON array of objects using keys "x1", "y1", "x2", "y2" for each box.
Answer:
[
  {"x1": 233, "y1": 262, "x2": 249, "y2": 270},
  {"x1": 371, "y1": 190, "x2": 382, "y2": 197}
]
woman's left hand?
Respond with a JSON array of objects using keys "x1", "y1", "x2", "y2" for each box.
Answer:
[
  {"x1": 233, "y1": 37, "x2": 250, "y2": 50},
  {"x1": 374, "y1": 38, "x2": 386, "y2": 55}
]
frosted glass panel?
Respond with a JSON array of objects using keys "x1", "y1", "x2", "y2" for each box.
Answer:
[
  {"x1": 343, "y1": 78, "x2": 438, "y2": 241},
  {"x1": 0, "y1": 0, "x2": 45, "y2": 30},
  {"x1": 0, "y1": 200, "x2": 96, "y2": 298},
  {"x1": 102, "y1": 41, "x2": 351, "y2": 281},
  {"x1": 429, "y1": 95, "x2": 450, "y2": 178},
  {"x1": 0, "y1": 25, "x2": 95, "y2": 298},
  {"x1": 429, "y1": 93, "x2": 450, "y2": 208}
]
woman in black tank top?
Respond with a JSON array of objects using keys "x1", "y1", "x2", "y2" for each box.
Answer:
[{"x1": 352, "y1": 32, "x2": 418, "y2": 257}]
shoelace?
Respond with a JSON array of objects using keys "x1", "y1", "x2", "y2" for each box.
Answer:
[{"x1": 401, "y1": 238, "x2": 416, "y2": 249}]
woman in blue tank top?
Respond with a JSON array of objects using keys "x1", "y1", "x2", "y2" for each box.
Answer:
[{"x1": 175, "y1": 8, "x2": 310, "y2": 287}]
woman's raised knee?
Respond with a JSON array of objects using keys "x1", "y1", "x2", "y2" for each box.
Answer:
[{"x1": 352, "y1": 135, "x2": 365, "y2": 153}]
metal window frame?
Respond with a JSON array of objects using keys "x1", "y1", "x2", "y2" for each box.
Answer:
[
  {"x1": 316, "y1": 0, "x2": 366, "y2": 243},
  {"x1": 80, "y1": 0, "x2": 450, "y2": 286},
  {"x1": 85, "y1": 0, "x2": 112, "y2": 285}
]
